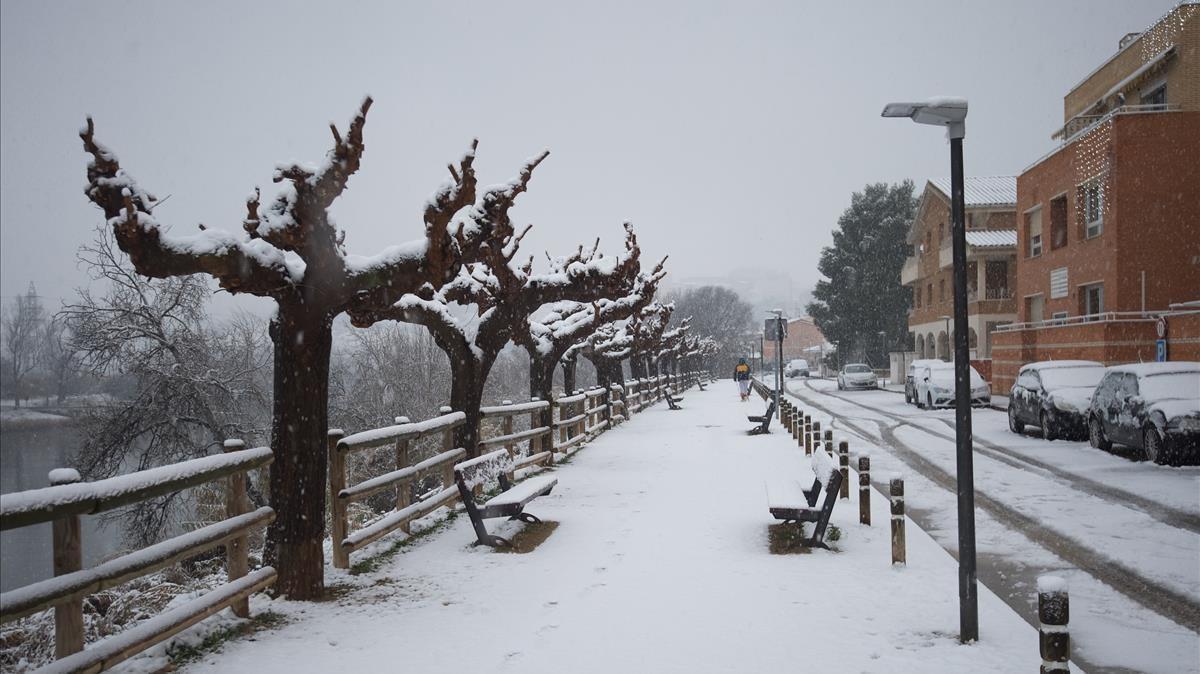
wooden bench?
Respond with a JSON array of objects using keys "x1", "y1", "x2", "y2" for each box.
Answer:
[
  {"x1": 764, "y1": 448, "x2": 843, "y2": 549},
  {"x1": 666, "y1": 393, "x2": 684, "y2": 410},
  {"x1": 453, "y1": 448, "x2": 557, "y2": 548},
  {"x1": 747, "y1": 398, "x2": 777, "y2": 435}
]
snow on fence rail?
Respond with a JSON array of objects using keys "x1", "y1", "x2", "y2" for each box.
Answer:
[
  {"x1": 0, "y1": 440, "x2": 275, "y2": 671},
  {"x1": 329, "y1": 412, "x2": 467, "y2": 569},
  {"x1": 479, "y1": 399, "x2": 554, "y2": 472}
]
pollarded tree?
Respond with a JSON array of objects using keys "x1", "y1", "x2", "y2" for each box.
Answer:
[
  {"x1": 80, "y1": 99, "x2": 484, "y2": 599},
  {"x1": 576, "y1": 320, "x2": 634, "y2": 389},
  {"x1": 520, "y1": 253, "x2": 665, "y2": 404},
  {"x1": 627, "y1": 302, "x2": 674, "y2": 379},
  {"x1": 654, "y1": 318, "x2": 691, "y2": 376},
  {"x1": 352, "y1": 173, "x2": 647, "y2": 457}
]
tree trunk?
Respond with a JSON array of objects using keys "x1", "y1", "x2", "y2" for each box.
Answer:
[
  {"x1": 528, "y1": 355, "x2": 555, "y2": 436},
  {"x1": 264, "y1": 302, "x2": 333, "y2": 600},
  {"x1": 629, "y1": 352, "x2": 646, "y2": 380},
  {"x1": 561, "y1": 355, "x2": 577, "y2": 394},
  {"x1": 452, "y1": 356, "x2": 491, "y2": 458}
]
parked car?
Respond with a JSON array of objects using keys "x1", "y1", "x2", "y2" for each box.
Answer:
[
  {"x1": 837, "y1": 364, "x2": 877, "y2": 390},
  {"x1": 785, "y1": 359, "x2": 810, "y2": 378},
  {"x1": 913, "y1": 362, "x2": 991, "y2": 408},
  {"x1": 1008, "y1": 360, "x2": 1105, "y2": 440},
  {"x1": 1087, "y1": 362, "x2": 1200, "y2": 465},
  {"x1": 904, "y1": 358, "x2": 944, "y2": 405}
]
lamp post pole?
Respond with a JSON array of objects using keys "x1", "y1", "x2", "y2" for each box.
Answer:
[
  {"x1": 949, "y1": 134, "x2": 978, "y2": 643},
  {"x1": 882, "y1": 97, "x2": 977, "y2": 643}
]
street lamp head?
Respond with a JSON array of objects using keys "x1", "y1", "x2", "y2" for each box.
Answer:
[{"x1": 881, "y1": 97, "x2": 967, "y2": 139}]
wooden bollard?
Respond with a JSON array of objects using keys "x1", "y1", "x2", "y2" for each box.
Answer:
[
  {"x1": 858, "y1": 455, "x2": 871, "y2": 525},
  {"x1": 890, "y1": 476, "x2": 906, "y2": 565},
  {"x1": 49, "y1": 468, "x2": 84, "y2": 658},
  {"x1": 824, "y1": 429, "x2": 833, "y2": 445},
  {"x1": 838, "y1": 440, "x2": 849, "y2": 499},
  {"x1": 803, "y1": 416, "x2": 812, "y2": 454},
  {"x1": 1038, "y1": 576, "x2": 1070, "y2": 673},
  {"x1": 223, "y1": 439, "x2": 251, "y2": 617},
  {"x1": 811, "y1": 422, "x2": 821, "y2": 456}
]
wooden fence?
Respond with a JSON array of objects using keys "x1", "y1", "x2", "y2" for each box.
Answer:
[{"x1": 0, "y1": 441, "x2": 275, "y2": 673}]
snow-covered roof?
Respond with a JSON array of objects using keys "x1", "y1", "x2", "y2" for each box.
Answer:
[
  {"x1": 965, "y1": 230, "x2": 1017, "y2": 248},
  {"x1": 928, "y1": 176, "x2": 1017, "y2": 208}
]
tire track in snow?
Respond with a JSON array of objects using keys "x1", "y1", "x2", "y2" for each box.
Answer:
[
  {"x1": 813, "y1": 381, "x2": 1199, "y2": 534},
  {"x1": 790, "y1": 380, "x2": 1200, "y2": 634}
]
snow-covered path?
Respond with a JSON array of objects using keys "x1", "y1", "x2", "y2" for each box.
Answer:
[{"x1": 186, "y1": 385, "x2": 1048, "y2": 674}]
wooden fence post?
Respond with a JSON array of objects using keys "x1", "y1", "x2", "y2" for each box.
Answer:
[
  {"x1": 501, "y1": 402, "x2": 515, "y2": 456},
  {"x1": 223, "y1": 439, "x2": 251, "y2": 617},
  {"x1": 890, "y1": 476, "x2": 906, "y2": 565},
  {"x1": 858, "y1": 455, "x2": 871, "y2": 526},
  {"x1": 1038, "y1": 576, "x2": 1070, "y2": 673},
  {"x1": 328, "y1": 429, "x2": 349, "y2": 570},
  {"x1": 49, "y1": 468, "x2": 84, "y2": 658},
  {"x1": 838, "y1": 440, "x2": 849, "y2": 499}
]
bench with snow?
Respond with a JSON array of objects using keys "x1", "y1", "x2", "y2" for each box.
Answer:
[
  {"x1": 666, "y1": 392, "x2": 684, "y2": 410},
  {"x1": 453, "y1": 448, "x2": 558, "y2": 548},
  {"x1": 764, "y1": 448, "x2": 843, "y2": 549},
  {"x1": 748, "y1": 398, "x2": 777, "y2": 435}
]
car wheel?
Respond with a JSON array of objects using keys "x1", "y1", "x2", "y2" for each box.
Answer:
[
  {"x1": 1143, "y1": 427, "x2": 1177, "y2": 466},
  {"x1": 1089, "y1": 416, "x2": 1111, "y2": 451},
  {"x1": 1040, "y1": 411, "x2": 1056, "y2": 441},
  {"x1": 1008, "y1": 405, "x2": 1024, "y2": 434}
]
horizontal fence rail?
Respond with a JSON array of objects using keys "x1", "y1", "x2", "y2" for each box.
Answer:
[{"x1": 0, "y1": 440, "x2": 276, "y2": 671}]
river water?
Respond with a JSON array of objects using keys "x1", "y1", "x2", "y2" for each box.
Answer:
[{"x1": 0, "y1": 417, "x2": 125, "y2": 592}]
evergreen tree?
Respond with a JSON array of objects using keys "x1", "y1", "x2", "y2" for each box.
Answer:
[{"x1": 807, "y1": 181, "x2": 915, "y2": 367}]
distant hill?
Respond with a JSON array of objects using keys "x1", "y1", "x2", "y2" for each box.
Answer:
[{"x1": 666, "y1": 266, "x2": 813, "y2": 320}]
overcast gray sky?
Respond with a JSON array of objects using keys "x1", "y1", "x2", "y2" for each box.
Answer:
[{"x1": 0, "y1": 0, "x2": 1174, "y2": 315}]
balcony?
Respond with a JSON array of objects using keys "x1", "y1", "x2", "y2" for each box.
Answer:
[
  {"x1": 900, "y1": 256, "x2": 919, "y2": 286},
  {"x1": 1052, "y1": 103, "x2": 1181, "y2": 143}
]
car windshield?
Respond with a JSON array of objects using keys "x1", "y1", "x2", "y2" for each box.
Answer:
[
  {"x1": 845, "y1": 365, "x2": 871, "y2": 374},
  {"x1": 927, "y1": 364, "x2": 984, "y2": 386},
  {"x1": 1039, "y1": 366, "x2": 1104, "y2": 390},
  {"x1": 1139, "y1": 372, "x2": 1200, "y2": 402}
]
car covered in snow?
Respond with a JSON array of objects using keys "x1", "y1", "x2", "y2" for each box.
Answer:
[
  {"x1": 913, "y1": 361, "x2": 991, "y2": 408},
  {"x1": 1007, "y1": 360, "x2": 1105, "y2": 440},
  {"x1": 1087, "y1": 362, "x2": 1200, "y2": 465},
  {"x1": 904, "y1": 358, "x2": 944, "y2": 405},
  {"x1": 785, "y1": 359, "x2": 810, "y2": 378},
  {"x1": 837, "y1": 363, "x2": 877, "y2": 390}
]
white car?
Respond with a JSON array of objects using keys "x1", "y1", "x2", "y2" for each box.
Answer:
[
  {"x1": 914, "y1": 362, "x2": 991, "y2": 408},
  {"x1": 904, "y1": 358, "x2": 945, "y2": 405},
  {"x1": 785, "y1": 359, "x2": 810, "y2": 378},
  {"x1": 837, "y1": 364, "x2": 877, "y2": 390}
]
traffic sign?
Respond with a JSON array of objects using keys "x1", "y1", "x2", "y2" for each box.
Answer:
[{"x1": 1156, "y1": 339, "x2": 1168, "y2": 362}]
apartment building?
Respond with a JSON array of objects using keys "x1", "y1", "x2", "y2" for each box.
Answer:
[
  {"x1": 761, "y1": 317, "x2": 830, "y2": 365},
  {"x1": 901, "y1": 177, "x2": 1018, "y2": 370},
  {"x1": 991, "y1": 2, "x2": 1200, "y2": 390}
]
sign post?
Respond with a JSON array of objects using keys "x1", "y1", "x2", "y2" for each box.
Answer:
[{"x1": 765, "y1": 314, "x2": 787, "y2": 419}]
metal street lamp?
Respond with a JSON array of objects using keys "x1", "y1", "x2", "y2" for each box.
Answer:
[{"x1": 882, "y1": 97, "x2": 978, "y2": 643}]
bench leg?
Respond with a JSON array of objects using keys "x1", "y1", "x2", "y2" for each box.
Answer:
[{"x1": 511, "y1": 512, "x2": 541, "y2": 524}]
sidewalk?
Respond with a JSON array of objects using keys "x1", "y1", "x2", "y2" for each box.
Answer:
[{"x1": 179, "y1": 387, "x2": 1054, "y2": 674}]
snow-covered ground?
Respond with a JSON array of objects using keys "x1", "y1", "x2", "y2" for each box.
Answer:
[
  {"x1": 784, "y1": 376, "x2": 1200, "y2": 673},
  {"x1": 170, "y1": 385, "x2": 1054, "y2": 674}
]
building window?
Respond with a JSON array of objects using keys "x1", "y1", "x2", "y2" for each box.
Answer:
[
  {"x1": 1049, "y1": 267, "x2": 1068, "y2": 299},
  {"x1": 1080, "y1": 178, "x2": 1104, "y2": 238},
  {"x1": 1142, "y1": 82, "x2": 1167, "y2": 107},
  {"x1": 938, "y1": 223, "x2": 944, "y2": 242},
  {"x1": 1080, "y1": 283, "x2": 1104, "y2": 319},
  {"x1": 1025, "y1": 294, "x2": 1045, "y2": 323},
  {"x1": 1026, "y1": 206, "x2": 1043, "y2": 257},
  {"x1": 926, "y1": 283, "x2": 932, "y2": 305},
  {"x1": 1050, "y1": 196, "x2": 1068, "y2": 250},
  {"x1": 939, "y1": 279, "x2": 945, "y2": 302},
  {"x1": 915, "y1": 287, "x2": 921, "y2": 308}
]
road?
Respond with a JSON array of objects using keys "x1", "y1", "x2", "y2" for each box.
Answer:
[{"x1": 783, "y1": 376, "x2": 1200, "y2": 674}]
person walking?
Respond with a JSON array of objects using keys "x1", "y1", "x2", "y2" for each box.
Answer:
[{"x1": 733, "y1": 358, "x2": 751, "y2": 401}]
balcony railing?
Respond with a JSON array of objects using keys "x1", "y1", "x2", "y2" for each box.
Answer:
[
  {"x1": 993, "y1": 310, "x2": 1157, "y2": 333},
  {"x1": 1053, "y1": 103, "x2": 1181, "y2": 143},
  {"x1": 967, "y1": 287, "x2": 1014, "y2": 302}
]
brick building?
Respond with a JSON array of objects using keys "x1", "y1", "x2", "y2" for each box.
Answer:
[
  {"x1": 761, "y1": 317, "x2": 830, "y2": 365},
  {"x1": 991, "y1": 2, "x2": 1200, "y2": 391},
  {"x1": 901, "y1": 177, "x2": 1018, "y2": 364}
]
